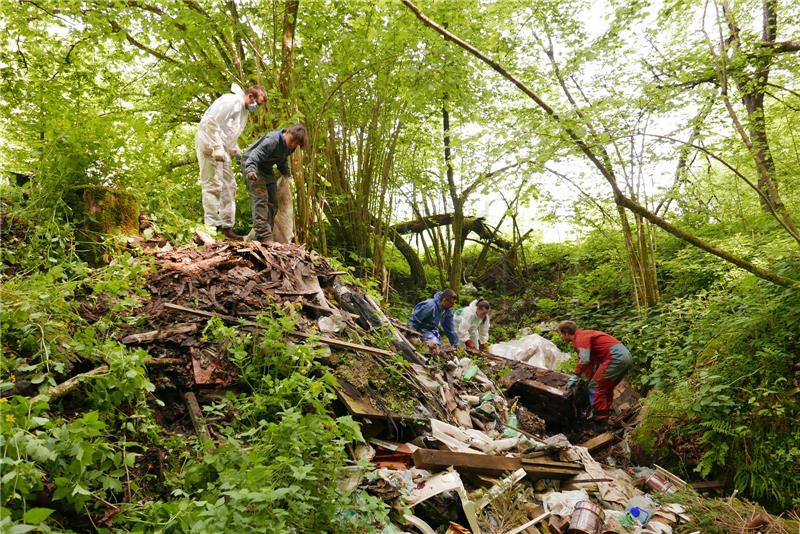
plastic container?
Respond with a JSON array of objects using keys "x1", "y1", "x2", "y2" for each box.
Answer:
[
  {"x1": 568, "y1": 500, "x2": 604, "y2": 534},
  {"x1": 626, "y1": 496, "x2": 653, "y2": 526},
  {"x1": 628, "y1": 506, "x2": 650, "y2": 525}
]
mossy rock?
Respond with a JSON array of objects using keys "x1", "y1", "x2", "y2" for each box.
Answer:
[{"x1": 63, "y1": 185, "x2": 139, "y2": 264}]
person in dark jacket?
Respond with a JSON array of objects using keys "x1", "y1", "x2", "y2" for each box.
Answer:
[
  {"x1": 408, "y1": 290, "x2": 459, "y2": 354},
  {"x1": 243, "y1": 124, "x2": 307, "y2": 242}
]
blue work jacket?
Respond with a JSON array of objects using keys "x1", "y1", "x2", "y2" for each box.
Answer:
[{"x1": 408, "y1": 291, "x2": 459, "y2": 346}]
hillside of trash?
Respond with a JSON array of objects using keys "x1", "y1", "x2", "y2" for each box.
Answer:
[{"x1": 2, "y1": 235, "x2": 795, "y2": 533}]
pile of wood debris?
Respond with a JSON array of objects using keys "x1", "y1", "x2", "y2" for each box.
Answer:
[{"x1": 117, "y1": 239, "x2": 701, "y2": 533}]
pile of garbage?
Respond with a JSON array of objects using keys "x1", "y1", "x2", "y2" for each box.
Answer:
[{"x1": 119, "y1": 238, "x2": 697, "y2": 533}]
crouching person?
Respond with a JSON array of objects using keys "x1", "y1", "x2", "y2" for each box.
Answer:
[
  {"x1": 556, "y1": 320, "x2": 632, "y2": 427},
  {"x1": 454, "y1": 298, "x2": 491, "y2": 351},
  {"x1": 408, "y1": 289, "x2": 459, "y2": 354},
  {"x1": 242, "y1": 124, "x2": 306, "y2": 243}
]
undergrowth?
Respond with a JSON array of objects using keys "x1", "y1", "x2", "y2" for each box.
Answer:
[{"x1": 1, "y1": 216, "x2": 390, "y2": 532}]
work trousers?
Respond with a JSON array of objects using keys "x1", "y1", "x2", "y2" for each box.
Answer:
[
  {"x1": 587, "y1": 343, "x2": 632, "y2": 421},
  {"x1": 245, "y1": 171, "x2": 276, "y2": 242},
  {"x1": 197, "y1": 149, "x2": 236, "y2": 228}
]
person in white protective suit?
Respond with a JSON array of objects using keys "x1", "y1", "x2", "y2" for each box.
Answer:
[
  {"x1": 454, "y1": 298, "x2": 491, "y2": 350},
  {"x1": 195, "y1": 83, "x2": 266, "y2": 240}
]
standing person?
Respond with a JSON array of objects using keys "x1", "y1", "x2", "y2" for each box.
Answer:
[
  {"x1": 408, "y1": 289, "x2": 459, "y2": 354},
  {"x1": 454, "y1": 298, "x2": 491, "y2": 350},
  {"x1": 195, "y1": 83, "x2": 266, "y2": 240},
  {"x1": 556, "y1": 320, "x2": 633, "y2": 426},
  {"x1": 242, "y1": 124, "x2": 307, "y2": 243}
]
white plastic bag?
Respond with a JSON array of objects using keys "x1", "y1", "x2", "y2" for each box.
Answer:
[
  {"x1": 489, "y1": 333, "x2": 570, "y2": 370},
  {"x1": 542, "y1": 489, "x2": 590, "y2": 516},
  {"x1": 318, "y1": 314, "x2": 346, "y2": 333}
]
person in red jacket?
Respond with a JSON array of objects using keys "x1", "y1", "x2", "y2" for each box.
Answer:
[{"x1": 556, "y1": 320, "x2": 632, "y2": 425}]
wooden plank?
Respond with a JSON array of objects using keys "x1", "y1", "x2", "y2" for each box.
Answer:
[
  {"x1": 335, "y1": 379, "x2": 385, "y2": 417},
  {"x1": 412, "y1": 449, "x2": 581, "y2": 480},
  {"x1": 335, "y1": 386, "x2": 385, "y2": 418},
  {"x1": 521, "y1": 465, "x2": 584, "y2": 479},
  {"x1": 521, "y1": 457, "x2": 583, "y2": 470},
  {"x1": 522, "y1": 380, "x2": 566, "y2": 398},
  {"x1": 578, "y1": 432, "x2": 618, "y2": 454},
  {"x1": 121, "y1": 323, "x2": 199, "y2": 344},
  {"x1": 163, "y1": 302, "x2": 396, "y2": 357},
  {"x1": 275, "y1": 289, "x2": 319, "y2": 296},
  {"x1": 505, "y1": 512, "x2": 551, "y2": 534},
  {"x1": 46, "y1": 365, "x2": 109, "y2": 400},
  {"x1": 300, "y1": 300, "x2": 360, "y2": 322},
  {"x1": 412, "y1": 448, "x2": 522, "y2": 476},
  {"x1": 391, "y1": 319, "x2": 422, "y2": 337},
  {"x1": 183, "y1": 391, "x2": 211, "y2": 440},
  {"x1": 654, "y1": 464, "x2": 688, "y2": 488}
]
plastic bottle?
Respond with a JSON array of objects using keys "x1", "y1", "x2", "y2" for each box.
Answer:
[
  {"x1": 502, "y1": 414, "x2": 521, "y2": 437},
  {"x1": 463, "y1": 364, "x2": 480, "y2": 381},
  {"x1": 626, "y1": 496, "x2": 654, "y2": 526}
]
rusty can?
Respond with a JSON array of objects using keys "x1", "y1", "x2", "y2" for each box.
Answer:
[
  {"x1": 646, "y1": 472, "x2": 676, "y2": 494},
  {"x1": 568, "y1": 500, "x2": 604, "y2": 534}
]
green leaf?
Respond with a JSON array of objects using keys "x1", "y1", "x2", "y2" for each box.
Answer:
[
  {"x1": 72, "y1": 484, "x2": 92, "y2": 496},
  {"x1": 8, "y1": 525, "x2": 38, "y2": 534},
  {"x1": 23, "y1": 507, "x2": 54, "y2": 524}
]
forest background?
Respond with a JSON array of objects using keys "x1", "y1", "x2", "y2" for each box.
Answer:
[{"x1": 1, "y1": 0, "x2": 798, "y2": 531}]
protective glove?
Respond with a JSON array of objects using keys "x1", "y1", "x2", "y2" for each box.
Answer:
[
  {"x1": 247, "y1": 171, "x2": 258, "y2": 182},
  {"x1": 565, "y1": 374, "x2": 580, "y2": 392},
  {"x1": 465, "y1": 340, "x2": 476, "y2": 349},
  {"x1": 229, "y1": 146, "x2": 241, "y2": 157},
  {"x1": 212, "y1": 147, "x2": 226, "y2": 161}
]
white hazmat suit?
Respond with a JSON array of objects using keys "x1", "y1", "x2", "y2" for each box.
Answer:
[
  {"x1": 454, "y1": 299, "x2": 491, "y2": 348},
  {"x1": 195, "y1": 83, "x2": 249, "y2": 229}
]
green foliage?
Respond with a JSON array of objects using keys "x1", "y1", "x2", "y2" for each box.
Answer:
[
  {"x1": 1, "y1": 0, "x2": 799, "y2": 522},
  {"x1": 620, "y1": 274, "x2": 800, "y2": 510},
  {"x1": 1, "y1": 231, "x2": 391, "y2": 531},
  {"x1": 118, "y1": 311, "x2": 389, "y2": 532},
  {"x1": 0, "y1": 356, "x2": 157, "y2": 528},
  {"x1": 122, "y1": 405, "x2": 387, "y2": 533}
]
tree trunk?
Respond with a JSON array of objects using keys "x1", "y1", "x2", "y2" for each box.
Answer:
[
  {"x1": 279, "y1": 0, "x2": 303, "y2": 243},
  {"x1": 442, "y1": 103, "x2": 464, "y2": 291},
  {"x1": 392, "y1": 213, "x2": 513, "y2": 249}
]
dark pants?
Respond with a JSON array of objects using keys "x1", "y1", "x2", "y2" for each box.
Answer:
[{"x1": 244, "y1": 171, "x2": 277, "y2": 241}]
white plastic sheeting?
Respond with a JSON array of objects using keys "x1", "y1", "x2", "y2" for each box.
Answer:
[{"x1": 489, "y1": 333, "x2": 570, "y2": 370}]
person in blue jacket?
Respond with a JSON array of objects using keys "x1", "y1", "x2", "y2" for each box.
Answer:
[{"x1": 408, "y1": 289, "x2": 459, "y2": 354}]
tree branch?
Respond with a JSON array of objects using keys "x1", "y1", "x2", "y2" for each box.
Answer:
[
  {"x1": 109, "y1": 20, "x2": 182, "y2": 65},
  {"x1": 771, "y1": 40, "x2": 800, "y2": 53},
  {"x1": 402, "y1": 0, "x2": 800, "y2": 288}
]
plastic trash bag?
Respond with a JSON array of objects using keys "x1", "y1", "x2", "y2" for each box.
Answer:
[
  {"x1": 318, "y1": 314, "x2": 346, "y2": 333},
  {"x1": 542, "y1": 489, "x2": 590, "y2": 516},
  {"x1": 489, "y1": 333, "x2": 570, "y2": 370}
]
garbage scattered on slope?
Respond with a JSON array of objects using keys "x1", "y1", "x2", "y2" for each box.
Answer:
[{"x1": 51, "y1": 237, "x2": 777, "y2": 532}]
